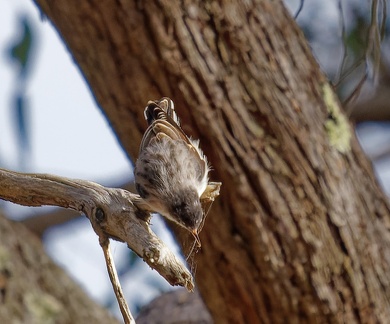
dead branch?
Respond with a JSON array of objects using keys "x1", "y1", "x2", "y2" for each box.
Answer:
[
  {"x1": 99, "y1": 234, "x2": 134, "y2": 324},
  {"x1": 20, "y1": 181, "x2": 137, "y2": 238},
  {"x1": 0, "y1": 168, "x2": 194, "y2": 291}
]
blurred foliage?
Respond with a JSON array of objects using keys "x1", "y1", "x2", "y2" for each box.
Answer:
[
  {"x1": 7, "y1": 16, "x2": 33, "y2": 78},
  {"x1": 340, "y1": 0, "x2": 387, "y2": 105},
  {"x1": 293, "y1": 0, "x2": 388, "y2": 105},
  {"x1": 13, "y1": 92, "x2": 30, "y2": 163},
  {"x1": 346, "y1": 12, "x2": 369, "y2": 58},
  {"x1": 4, "y1": 15, "x2": 36, "y2": 170}
]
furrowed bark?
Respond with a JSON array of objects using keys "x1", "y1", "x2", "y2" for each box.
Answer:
[{"x1": 30, "y1": 0, "x2": 390, "y2": 322}]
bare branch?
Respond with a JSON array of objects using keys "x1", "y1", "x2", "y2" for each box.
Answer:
[
  {"x1": 0, "y1": 168, "x2": 194, "y2": 291},
  {"x1": 100, "y1": 235, "x2": 134, "y2": 324},
  {"x1": 20, "y1": 181, "x2": 137, "y2": 238},
  {"x1": 334, "y1": 0, "x2": 347, "y2": 85},
  {"x1": 294, "y1": 0, "x2": 304, "y2": 19}
]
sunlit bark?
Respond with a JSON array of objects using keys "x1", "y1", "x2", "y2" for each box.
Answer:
[{"x1": 29, "y1": 0, "x2": 390, "y2": 322}]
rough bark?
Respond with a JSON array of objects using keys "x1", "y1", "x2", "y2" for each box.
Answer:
[
  {"x1": 30, "y1": 0, "x2": 390, "y2": 323},
  {"x1": 0, "y1": 211, "x2": 119, "y2": 323},
  {"x1": 136, "y1": 289, "x2": 212, "y2": 323}
]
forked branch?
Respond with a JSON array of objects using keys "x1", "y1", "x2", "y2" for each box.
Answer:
[{"x1": 0, "y1": 167, "x2": 194, "y2": 318}]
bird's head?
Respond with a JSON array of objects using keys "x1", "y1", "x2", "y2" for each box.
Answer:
[{"x1": 168, "y1": 187, "x2": 203, "y2": 233}]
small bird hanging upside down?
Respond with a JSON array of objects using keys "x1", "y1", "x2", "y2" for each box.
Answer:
[{"x1": 134, "y1": 98, "x2": 221, "y2": 247}]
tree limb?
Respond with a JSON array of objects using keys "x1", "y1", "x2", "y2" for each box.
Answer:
[
  {"x1": 19, "y1": 181, "x2": 137, "y2": 238},
  {"x1": 0, "y1": 168, "x2": 194, "y2": 291}
]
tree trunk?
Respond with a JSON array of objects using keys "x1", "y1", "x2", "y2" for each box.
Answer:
[
  {"x1": 32, "y1": 0, "x2": 390, "y2": 322},
  {"x1": 0, "y1": 212, "x2": 119, "y2": 323}
]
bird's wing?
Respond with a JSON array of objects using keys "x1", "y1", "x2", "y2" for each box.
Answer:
[{"x1": 140, "y1": 98, "x2": 209, "y2": 183}]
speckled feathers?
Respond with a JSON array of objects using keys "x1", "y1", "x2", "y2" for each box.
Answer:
[{"x1": 134, "y1": 98, "x2": 210, "y2": 235}]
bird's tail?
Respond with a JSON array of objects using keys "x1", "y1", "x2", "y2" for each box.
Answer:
[{"x1": 144, "y1": 97, "x2": 181, "y2": 127}]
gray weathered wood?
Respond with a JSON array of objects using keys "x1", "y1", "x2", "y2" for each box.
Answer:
[{"x1": 0, "y1": 168, "x2": 194, "y2": 291}]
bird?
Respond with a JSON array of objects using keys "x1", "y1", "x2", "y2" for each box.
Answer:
[{"x1": 134, "y1": 98, "x2": 210, "y2": 246}]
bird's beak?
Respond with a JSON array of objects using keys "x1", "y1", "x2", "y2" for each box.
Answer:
[{"x1": 192, "y1": 229, "x2": 201, "y2": 248}]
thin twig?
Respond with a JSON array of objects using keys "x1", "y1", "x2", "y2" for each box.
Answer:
[
  {"x1": 334, "y1": 55, "x2": 365, "y2": 87},
  {"x1": 88, "y1": 207, "x2": 134, "y2": 323},
  {"x1": 294, "y1": 0, "x2": 304, "y2": 19},
  {"x1": 344, "y1": 70, "x2": 368, "y2": 108},
  {"x1": 334, "y1": 0, "x2": 348, "y2": 85},
  {"x1": 344, "y1": 0, "x2": 386, "y2": 111},
  {"x1": 380, "y1": 0, "x2": 387, "y2": 40},
  {"x1": 100, "y1": 235, "x2": 135, "y2": 324},
  {"x1": 369, "y1": 0, "x2": 381, "y2": 81}
]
